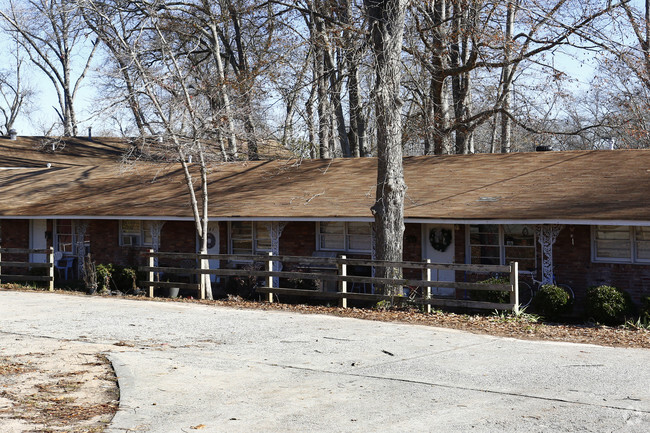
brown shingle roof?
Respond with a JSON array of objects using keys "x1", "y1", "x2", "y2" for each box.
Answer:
[{"x1": 1, "y1": 139, "x2": 649, "y2": 222}]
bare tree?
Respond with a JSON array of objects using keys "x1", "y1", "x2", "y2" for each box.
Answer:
[
  {"x1": 365, "y1": 0, "x2": 408, "y2": 296},
  {"x1": 0, "y1": 0, "x2": 98, "y2": 136},
  {"x1": 81, "y1": 0, "x2": 227, "y2": 298},
  {"x1": 0, "y1": 40, "x2": 34, "y2": 135}
]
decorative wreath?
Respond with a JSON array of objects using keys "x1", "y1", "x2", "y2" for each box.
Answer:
[
  {"x1": 429, "y1": 228, "x2": 452, "y2": 252},
  {"x1": 206, "y1": 233, "x2": 216, "y2": 250}
]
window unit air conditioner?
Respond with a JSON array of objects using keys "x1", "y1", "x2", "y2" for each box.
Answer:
[{"x1": 122, "y1": 235, "x2": 140, "y2": 246}]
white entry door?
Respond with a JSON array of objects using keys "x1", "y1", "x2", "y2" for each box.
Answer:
[
  {"x1": 29, "y1": 219, "x2": 48, "y2": 263},
  {"x1": 423, "y1": 224, "x2": 455, "y2": 297}
]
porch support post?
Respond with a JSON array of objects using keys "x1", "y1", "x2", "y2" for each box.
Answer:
[
  {"x1": 75, "y1": 220, "x2": 88, "y2": 279},
  {"x1": 149, "y1": 221, "x2": 165, "y2": 285},
  {"x1": 535, "y1": 224, "x2": 564, "y2": 285},
  {"x1": 266, "y1": 222, "x2": 286, "y2": 288},
  {"x1": 149, "y1": 221, "x2": 165, "y2": 263}
]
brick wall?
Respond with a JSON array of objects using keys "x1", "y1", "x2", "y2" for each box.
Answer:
[
  {"x1": 553, "y1": 225, "x2": 650, "y2": 307},
  {"x1": 0, "y1": 219, "x2": 30, "y2": 266},
  {"x1": 85, "y1": 220, "x2": 197, "y2": 267},
  {"x1": 0, "y1": 219, "x2": 29, "y2": 249},
  {"x1": 279, "y1": 222, "x2": 316, "y2": 257}
]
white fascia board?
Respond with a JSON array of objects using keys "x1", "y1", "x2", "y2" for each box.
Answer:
[
  {"x1": 1, "y1": 215, "x2": 376, "y2": 222},
  {"x1": 5, "y1": 215, "x2": 650, "y2": 226},
  {"x1": 404, "y1": 218, "x2": 650, "y2": 226}
]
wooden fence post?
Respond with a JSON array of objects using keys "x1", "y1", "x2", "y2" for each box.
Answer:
[
  {"x1": 199, "y1": 256, "x2": 206, "y2": 300},
  {"x1": 424, "y1": 259, "x2": 431, "y2": 314},
  {"x1": 47, "y1": 247, "x2": 54, "y2": 291},
  {"x1": 267, "y1": 252, "x2": 274, "y2": 303},
  {"x1": 148, "y1": 249, "x2": 155, "y2": 298},
  {"x1": 339, "y1": 255, "x2": 347, "y2": 308},
  {"x1": 510, "y1": 261, "x2": 519, "y2": 314}
]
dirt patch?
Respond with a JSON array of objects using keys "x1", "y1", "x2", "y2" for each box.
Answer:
[{"x1": 0, "y1": 338, "x2": 119, "y2": 433}]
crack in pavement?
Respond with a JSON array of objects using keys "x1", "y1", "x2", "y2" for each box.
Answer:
[{"x1": 257, "y1": 361, "x2": 650, "y2": 415}]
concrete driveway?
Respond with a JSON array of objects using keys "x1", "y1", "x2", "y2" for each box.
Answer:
[{"x1": 0, "y1": 291, "x2": 648, "y2": 432}]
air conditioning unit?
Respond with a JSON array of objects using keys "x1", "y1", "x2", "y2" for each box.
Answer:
[{"x1": 122, "y1": 235, "x2": 140, "y2": 246}]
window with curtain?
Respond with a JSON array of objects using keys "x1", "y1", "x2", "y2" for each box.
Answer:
[
  {"x1": 318, "y1": 222, "x2": 371, "y2": 253},
  {"x1": 593, "y1": 225, "x2": 650, "y2": 263}
]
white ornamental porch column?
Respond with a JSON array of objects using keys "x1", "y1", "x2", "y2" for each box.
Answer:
[
  {"x1": 149, "y1": 221, "x2": 165, "y2": 267},
  {"x1": 535, "y1": 224, "x2": 564, "y2": 285},
  {"x1": 266, "y1": 221, "x2": 287, "y2": 287},
  {"x1": 75, "y1": 220, "x2": 88, "y2": 278}
]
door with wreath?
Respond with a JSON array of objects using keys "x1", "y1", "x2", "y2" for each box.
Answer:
[{"x1": 423, "y1": 224, "x2": 455, "y2": 297}]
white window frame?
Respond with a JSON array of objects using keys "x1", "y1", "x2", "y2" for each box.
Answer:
[
  {"x1": 54, "y1": 220, "x2": 91, "y2": 256},
  {"x1": 54, "y1": 220, "x2": 75, "y2": 255},
  {"x1": 228, "y1": 221, "x2": 272, "y2": 256},
  {"x1": 591, "y1": 225, "x2": 650, "y2": 264},
  {"x1": 317, "y1": 222, "x2": 372, "y2": 254},
  {"x1": 466, "y1": 224, "x2": 537, "y2": 273},
  {"x1": 119, "y1": 220, "x2": 154, "y2": 247}
]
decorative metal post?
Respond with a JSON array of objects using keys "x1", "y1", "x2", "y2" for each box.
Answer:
[
  {"x1": 266, "y1": 222, "x2": 286, "y2": 288},
  {"x1": 535, "y1": 224, "x2": 564, "y2": 285},
  {"x1": 75, "y1": 220, "x2": 88, "y2": 279}
]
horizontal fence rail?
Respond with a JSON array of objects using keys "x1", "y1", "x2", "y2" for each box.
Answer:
[
  {"x1": 0, "y1": 247, "x2": 55, "y2": 291},
  {"x1": 140, "y1": 250, "x2": 520, "y2": 313}
]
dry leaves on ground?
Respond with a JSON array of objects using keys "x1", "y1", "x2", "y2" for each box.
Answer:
[{"x1": 0, "y1": 340, "x2": 119, "y2": 433}]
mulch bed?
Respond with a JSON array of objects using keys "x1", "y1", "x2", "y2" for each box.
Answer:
[{"x1": 4, "y1": 287, "x2": 650, "y2": 349}]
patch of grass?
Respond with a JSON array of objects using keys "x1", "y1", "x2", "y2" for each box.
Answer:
[
  {"x1": 491, "y1": 307, "x2": 541, "y2": 324},
  {"x1": 625, "y1": 316, "x2": 650, "y2": 330}
]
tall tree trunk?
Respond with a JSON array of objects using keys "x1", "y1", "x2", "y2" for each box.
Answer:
[
  {"x1": 366, "y1": 0, "x2": 408, "y2": 297},
  {"x1": 316, "y1": 44, "x2": 331, "y2": 158},
  {"x1": 307, "y1": 73, "x2": 317, "y2": 159},
  {"x1": 501, "y1": 0, "x2": 516, "y2": 153}
]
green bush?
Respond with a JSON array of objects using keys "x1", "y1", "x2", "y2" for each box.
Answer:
[
  {"x1": 531, "y1": 284, "x2": 572, "y2": 319},
  {"x1": 95, "y1": 264, "x2": 114, "y2": 292},
  {"x1": 112, "y1": 266, "x2": 138, "y2": 293},
  {"x1": 585, "y1": 285, "x2": 634, "y2": 325},
  {"x1": 470, "y1": 277, "x2": 510, "y2": 304}
]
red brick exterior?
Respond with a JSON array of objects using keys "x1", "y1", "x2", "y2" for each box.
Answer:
[
  {"x1": 4, "y1": 218, "x2": 649, "y2": 308},
  {"x1": 553, "y1": 225, "x2": 650, "y2": 307}
]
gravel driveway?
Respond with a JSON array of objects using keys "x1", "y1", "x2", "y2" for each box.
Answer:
[{"x1": 1, "y1": 291, "x2": 649, "y2": 432}]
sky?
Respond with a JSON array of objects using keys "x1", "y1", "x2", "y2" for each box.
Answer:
[{"x1": 0, "y1": 0, "x2": 639, "y2": 138}]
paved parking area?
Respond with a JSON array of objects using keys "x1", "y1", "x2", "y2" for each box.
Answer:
[{"x1": 1, "y1": 291, "x2": 649, "y2": 432}]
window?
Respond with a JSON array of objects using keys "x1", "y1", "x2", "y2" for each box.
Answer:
[
  {"x1": 468, "y1": 224, "x2": 536, "y2": 271},
  {"x1": 318, "y1": 222, "x2": 371, "y2": 253},
  {"x1": 56, "y1": 220, "x2": 74, "y2": 254},
  {"x1": 55, "y1": 220, "x2": 89, "y2": 255},
  {"x1": 229, "y1": 221, "x2": 272, "y2": 255},
  {"x1": 120, "y1": 220, "x2": 154, "y2": 246},
  {"x1": 593, "y1": 225, "x2": 650, "y2": 263}
]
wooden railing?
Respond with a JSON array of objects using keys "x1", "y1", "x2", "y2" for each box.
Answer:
[
  {"x1": 140, "y1": 251, "x2": 520, "y2": 313},
  {"x1": 0, "y1": 247, "x2": 54, "y2": 291}
]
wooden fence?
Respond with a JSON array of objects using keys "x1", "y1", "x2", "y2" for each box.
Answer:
[
  {"x1": 0, "y1": 247, "x2": 54, "y2": 291},
  {"x1": 140, "y1": 251, "x2": 520, "y2": 313}
]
